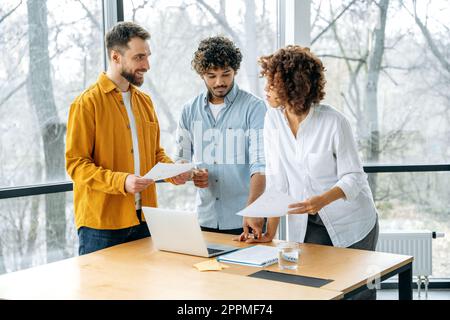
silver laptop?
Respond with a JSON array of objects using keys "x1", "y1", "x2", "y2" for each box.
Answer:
[{"x1": 142, "y1": 207, "x2": 239, "y2": 258}]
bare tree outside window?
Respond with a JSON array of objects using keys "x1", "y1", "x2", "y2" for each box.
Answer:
[
  {"x1": 311, "y1": 0, "x2": 450, "y2": 277},
  {"x1": 0, "y1": 0, "x2": 102, "y2": 273},
  {"x1": 123, "y1": 0, "x2": 278, "y2": 212}
]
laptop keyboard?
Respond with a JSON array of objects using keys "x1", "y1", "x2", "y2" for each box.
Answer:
[{"x1": 207, "y1": 247, "x2": 224, "y2": 255}]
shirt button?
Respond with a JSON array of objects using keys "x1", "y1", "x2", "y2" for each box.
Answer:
[
  {"x1": 215, "y1": 179, "x2": 218, "y2": 183},
  {"x1": 214, "y1": 161, "x2": 217, "y2": 164},
  {"x1": 216, "y1": 198, "x2": 219, "y2": 201},
  {"x1": 131, "y1": 148, "x2": 134, "y2": 153},
  {"x1": 127, "y1": 124, "x2": 131, "y2": 129}
]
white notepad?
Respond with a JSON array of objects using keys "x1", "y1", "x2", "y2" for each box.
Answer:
[{"x1": 217, "y1": 245, "x2": 279, "y2": 267}]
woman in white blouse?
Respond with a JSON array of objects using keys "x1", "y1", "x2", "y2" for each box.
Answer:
[{"x1": 246, "y1": 45, "x2": 379, "y2": 299}]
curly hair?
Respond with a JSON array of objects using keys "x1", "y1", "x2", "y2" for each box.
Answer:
[
  {"x1": 192, "y1": 36, "x2": 242, "y2": 75},
  {"x1": 259, "y1": 45, "x2": 326, "y2": 115}
]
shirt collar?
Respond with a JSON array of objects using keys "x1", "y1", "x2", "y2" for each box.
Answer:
[
  {"x1": 280, "y1": 104, "x2": 316, "y2": 130},
  {"x1": 202, "y1": 83, "x2": 240, "y2": 109},
  {"x1": 301, "y1": 105, "x2": 315, "y2": 128},
  {"x1": 98, "y1": 72, "x2": 137, "y2": 95},
  {"x1": 98, "y1": 72, "x2": 118, "y2": 93}
]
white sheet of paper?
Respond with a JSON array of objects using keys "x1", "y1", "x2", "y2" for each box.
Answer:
[
  {"x1": 287, "y1": 214, "x2": 308, "y2": 243},
  {"x1": 236, "y1": 189, "x2": 298, "y2": 218},
  {"x1": 143, "y1": 162, "x2": 195, "y2": 181}
]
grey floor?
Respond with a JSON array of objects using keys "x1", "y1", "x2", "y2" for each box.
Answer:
[{"x1": 377, "y1": 289, "x2": 450, "y2": 300}]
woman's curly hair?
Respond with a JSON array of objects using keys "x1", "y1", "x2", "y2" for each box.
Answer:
[
  {"x1": 192, "y1": 36, "x2": 242, "y2": 74},
  {"x1": 259, "y1": 45, "x2": 326, "y2": 115}
]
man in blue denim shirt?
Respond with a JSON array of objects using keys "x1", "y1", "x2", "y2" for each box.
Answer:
[{"x1": 175, "y1": 36, "x2": 267, "y2": 238}]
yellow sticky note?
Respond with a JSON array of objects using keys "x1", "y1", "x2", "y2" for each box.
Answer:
[{"x1": 193, "y1": 259, "x2": 229, "y2": 272}]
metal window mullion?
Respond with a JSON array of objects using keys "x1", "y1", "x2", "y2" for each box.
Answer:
[
  {"x1": 279, "y1": 0, "x2": 311, "y2": 47},
  {"x1": 116, "y1": 0, "x2": 124, "y2": 22},
  {"x1": 102, "y1": 0, "x2": 124, "y2": 70},
  {"x1": 277, "y1": 0, "x2": 311, "y2": 241}
]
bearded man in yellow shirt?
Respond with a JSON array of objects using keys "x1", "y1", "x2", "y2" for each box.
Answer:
[{"x1": 66, "y1": 22, "x2": 189, "y2": 255}]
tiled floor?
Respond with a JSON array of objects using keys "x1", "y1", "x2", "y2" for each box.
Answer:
[{"x1": 377, "y1": 289, "x2": 450, "y2": 300}]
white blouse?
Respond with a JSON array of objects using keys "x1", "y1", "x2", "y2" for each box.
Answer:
[{"x1": 264, "y1": 104, "x2": 378, "y2": 247}]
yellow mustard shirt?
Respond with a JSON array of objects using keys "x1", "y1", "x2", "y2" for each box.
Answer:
[{"x1": 65, "y1": 72, "x2": 174, "y2": 230}]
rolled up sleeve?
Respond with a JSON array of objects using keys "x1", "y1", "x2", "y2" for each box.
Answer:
[
  {"x1": 333, "y1": 116, "x2": 367, "y2": 201},
  {"x1": 174, "y1": 105, "x2": 193, "y2": 162},
  {"x1": 248, "y1": 101, "x2": 266, "y2": 176}
]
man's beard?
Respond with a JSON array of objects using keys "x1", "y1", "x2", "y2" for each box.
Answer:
[
  {"x1": 208, "y1": 80, "x2": 234, "y2": 99},
  {"x1": 121, "y1": 69, "x2": 144, "y2": 87}
]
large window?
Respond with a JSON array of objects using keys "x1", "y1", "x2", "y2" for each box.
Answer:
[
  {"x1": 0, "y1": 192, "x2": 76, "y2": 274},
  {"x1": 123, "y1": 0, "x2": 278, "y2": 144},
  {"x1": 0, "y1": 0, "x2": 103, "y2": 271},
  {"x1": 311, "y1": 0, "x2": 449, "y2": 165},
  {"x1": 0, "y1": 0, "x2": 104, "y2": 187},
  {"x1": 123, "y1": 0, "x2": 279, "y2": 212},
  {"x1": 371, "y1": 172, "x2": 450, "y2": 278},
  {"x1": 311, "y1": 0, "x2": 450, "y2": 279}
]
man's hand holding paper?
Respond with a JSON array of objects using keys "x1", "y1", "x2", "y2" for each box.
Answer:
[{"x1": 143, "y1": 162, "x2": 195, "y2": 183}]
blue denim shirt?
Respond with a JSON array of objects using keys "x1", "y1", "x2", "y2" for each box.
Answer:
[{"x1": 175, "y1": 84, "x2": 266, "y2": 229}]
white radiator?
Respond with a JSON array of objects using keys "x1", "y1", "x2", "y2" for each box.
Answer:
[
  {"x1": 376, "y1": 231, "x2": 432, "y2": 276},
  {"x1": 376, "y1": 230, "x2": 445, "y2": 298}
]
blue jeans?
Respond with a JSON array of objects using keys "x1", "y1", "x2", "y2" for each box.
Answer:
[{"x1": 78, "y1": 210, "x2": 150, "y2": 255}]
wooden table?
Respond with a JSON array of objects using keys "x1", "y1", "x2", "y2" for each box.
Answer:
[
  {"x1": 0, "y1": 233, "x2": 341, "y2": 300},
  {"x1": 205, "y1": 233, "x2": 414, "y2": 300},
  {"x1": 0, "y1": 232, "x2": 412, "y2": 300}
]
